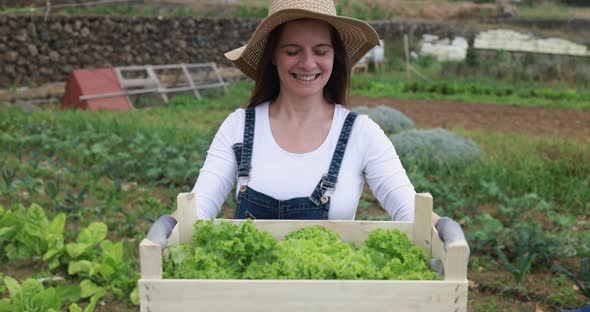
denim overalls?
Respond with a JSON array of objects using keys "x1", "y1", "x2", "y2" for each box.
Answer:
[{"x1": 232, "y1": 106, "x2": 358, "y2": 220}]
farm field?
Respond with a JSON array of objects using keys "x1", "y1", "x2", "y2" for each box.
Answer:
[
  {"x1": 2, "y1": 0, "x2": 590, "y2": 310},
  {"x1": 349, "y1": 95, "x2": 590, "y2": 140},
  {"x1": 1, "y1": 78, "x2": 589, "y2": 311}
]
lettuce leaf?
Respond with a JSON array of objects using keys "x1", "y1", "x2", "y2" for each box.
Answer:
[{"x1": 165, "y1": 220, "x2": 441, "y2": 281}]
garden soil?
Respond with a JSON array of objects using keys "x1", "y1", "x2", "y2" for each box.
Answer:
[{"x1": 350, "y1": 95, "x2": 590, "y2": 141}]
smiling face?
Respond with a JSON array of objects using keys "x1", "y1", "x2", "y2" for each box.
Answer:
[{"x1": 274, "y1": 19, "x2": 335, "y2": 100}]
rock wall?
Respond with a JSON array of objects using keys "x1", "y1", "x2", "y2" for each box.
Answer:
[
  {"x1": 0, "y1": 0, "x2": 84, "y2": 8},
  {"x1": 0, "y1": 15, "x2": 585, "y2": 88},
  {"x1": 0, "y1": 15, "x2": 258, "y2": 87}
]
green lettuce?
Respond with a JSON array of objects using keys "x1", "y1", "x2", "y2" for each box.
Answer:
[{"x1": 164, "y1": 220, "x2": 441, "y2": 281}]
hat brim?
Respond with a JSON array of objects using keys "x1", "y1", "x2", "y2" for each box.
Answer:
[{"x1": 225, "y1": 9, "x2": 380, "y2": 80}]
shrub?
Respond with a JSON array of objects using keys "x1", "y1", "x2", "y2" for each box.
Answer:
[
  {"x1": 575, "y1": 65, "x2": 590, "y2": 88},
  {"x1": 234, "y1": 4, "x2": 268, "y2": 18},
  {"x1": 577, "y1": 232, "x2": 590, "y2": 257},
  {"x1": 389, "y1": 128, "x2": 482, "y2": 170},
  {"x1": 561, "y1": 0, "x2": 590, "y2": 7},
  {"x1": 441, "y1": 49, "x2": 590, "y2": 87},
  {"x1": 495, "y1": 227, "x2": 543, "y2": 285},
  {"x1": 466, "y1": 213, "x2": 504, "y2": 254},
  {"x1": 352, "y1": 105, "x2": 415, "y2": 135},
  {"x1": 415, "y1": 55, "x2": 438, "y2": 69}
]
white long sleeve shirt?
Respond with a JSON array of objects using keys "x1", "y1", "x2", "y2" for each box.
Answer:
[{"x1": 191, "y1": 102, "x2": 416, "y2": 221}]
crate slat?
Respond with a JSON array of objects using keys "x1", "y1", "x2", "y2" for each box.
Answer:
[
  {"x1": 139, "y1": 279, "x2": 468, "y2": 312},
  {"x1": 177, "y1": 193, "x2": 197, "y2": 243},
  {"x1": 413, "y1": 193, "x2": 433, "y2": 255},
  {"x1": 445, "y1": 240, "x2": 469, "y2": 281},
  {"x1": 139, "y1": 239, "x2": 162, "y2": 279}
]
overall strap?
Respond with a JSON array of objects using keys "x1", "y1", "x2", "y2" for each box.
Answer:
[
  {"x1": 309, "y1": 112, "x2": 358, "y2": 206},
  {"x1": 237, "y1": 107, "x2": 256, "y2": 180}
]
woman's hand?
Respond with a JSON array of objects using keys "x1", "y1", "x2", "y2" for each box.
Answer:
[
  {"x1": 146, "y1": 215, "x2": 177, "y2": 249},
  {"x1": 430, "y1": 216, "x2": 470, "y2": 276},
  {"x1": 436, "y1": 217, "x2": 469, "y2": 251}
]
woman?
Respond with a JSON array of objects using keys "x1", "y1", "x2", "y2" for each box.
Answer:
[{"x1": 147, "y1": 0, "x2": 467, "y2": 261}]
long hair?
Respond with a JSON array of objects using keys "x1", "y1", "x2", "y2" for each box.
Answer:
[{"x1": 246, "y1": 21, "x2": 350, "y2": 108}]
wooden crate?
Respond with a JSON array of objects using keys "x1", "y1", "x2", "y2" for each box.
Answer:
[{"x1": 139, "y1": 193, "x2": 469, "y2": 312}]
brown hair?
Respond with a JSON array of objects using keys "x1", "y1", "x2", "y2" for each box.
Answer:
[{"x1": 246, "y1": 20, "x2": 350, "y2": 108}]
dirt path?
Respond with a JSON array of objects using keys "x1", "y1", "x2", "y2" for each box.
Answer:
[{"x1": 350, "y1": 96, "x2": 590, "y2": 140}]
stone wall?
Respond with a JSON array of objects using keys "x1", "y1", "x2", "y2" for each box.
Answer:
[
  {"x1": 0, "y1": 0, "x2": 86, "y2": 8},
  {"x1": 0, "y1": 15, "x2": 258, "y2": 87},
  {"x1": 0, "y1": 15, "x2": 586, "y2": 88}
]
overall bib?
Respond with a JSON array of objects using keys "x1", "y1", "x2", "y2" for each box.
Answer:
[{"x1": 232, "y1": 106, "x2": 358, "y2": 220}]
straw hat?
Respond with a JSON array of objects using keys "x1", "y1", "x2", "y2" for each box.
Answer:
[{"x1": 225, "y1": 0, "x2": 381, "y2": 80}]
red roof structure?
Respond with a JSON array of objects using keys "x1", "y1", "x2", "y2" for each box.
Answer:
[{"x1": 62, "y1": 68, "x2": 132, "y2": 111}]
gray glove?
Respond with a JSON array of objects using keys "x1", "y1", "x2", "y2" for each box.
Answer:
[
  {"x1": 146, "y1": 215, "x2": 177, "y2": 249},
  {"x1": 430, "y1": 217, "x2": 470, "y2": 276}
]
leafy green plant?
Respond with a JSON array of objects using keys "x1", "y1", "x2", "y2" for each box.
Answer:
[
  {"x1": 22, "y1": 174, "x2": 41, "y2": 196},
  {"x1": 27, "y1": 150, "x2": 44, "y2": 171},
  {"x1": 0, "y1": 204, "x2": 66, "y2": 264},
  {"x1": 57, "y1": 187, "x2": 88, "y2": 218},
  {"x1": 0, "y1": 276, "x2": 61, "y2": 312},
  {"x1": 579, "y1": 232, "x2": 590, "y2": 257},
  {"x1": 164, "y1": 220, "x2": 439, "y2": 280},
  {"x1": 0, "y1": 273, "x2": 4, "y2": 297},
  {"x1": 495, "y1": 229, "x2": 543, "y2": 285},
  {"x1": 552, "y1": 258, "x2": 590, "y2": 299},
  {"x1": 0, "y1": 202, "x2": 136, "y2": 305},
  {"x1": 466, "y1": 213, "x2": 504, "y2": 254},
  {"x1": 415, "y1": 55, "x2": 438, "y2": 68},
  {"x1": 474, "y1": 297, "x2": 498, "y2": 312},
  {"x1": 68, "y1": 292, "x2": 102, "y2": 312},
  {"x1": 546, "y1": 275, "x2": 586, "y2": 307},
  {"x1": 65, "y1": 222, "x2": 137, "y2": 302},
  {"x1": 0, "y1": 164, "x2": 17, "y2": 191},
  {"x1": 497, "y1": 193, "x2": 551, "y2": 221},
  {"x1": 104, "y1": 161, "x2": 122, "y2": 194},
  {"x1": 494, "y1": 194, "x2": 576, "y2": 264},
  {"x1": 477, "y1": 180, "x2": 508, "y2": 203},
  {"x1": 0, "y1": 275, "x2": 104, "y2": 312},
  {"x1": 44, "y1": 178, "x2": 61, "y2": 202}
]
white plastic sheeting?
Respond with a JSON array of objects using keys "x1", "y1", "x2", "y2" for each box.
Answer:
[
  {"x1": 474, "y1": 29, "x2": 590, "y2": 56},
  {"x1": 359, "y1": 39, "x2": 385, "y2": 64},
  {"x1": 418, "y1": 35, "x2": 468, "y2": 62}
]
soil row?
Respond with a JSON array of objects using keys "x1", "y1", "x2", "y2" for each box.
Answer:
[{"x1": 350, "y1": 96, "x2": 590, "y2": 140}]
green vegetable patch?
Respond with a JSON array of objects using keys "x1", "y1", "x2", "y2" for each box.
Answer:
[{"x1": 163, "y1": 220, "x2": 440, "y2": 281}]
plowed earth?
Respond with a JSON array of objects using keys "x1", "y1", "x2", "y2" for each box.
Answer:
[{"x1": 350, "y1": 96, "x2": 590, "y2": 140}]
